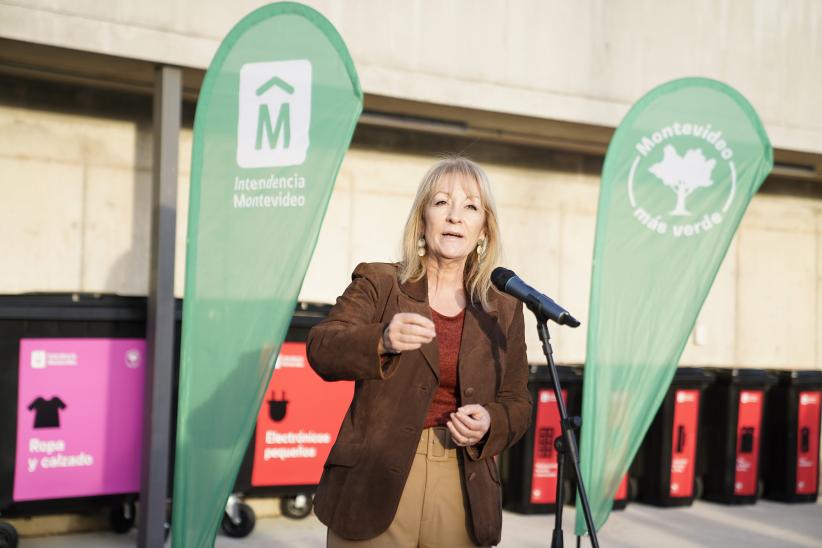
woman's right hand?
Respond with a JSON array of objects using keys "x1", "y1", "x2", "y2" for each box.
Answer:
[{"x1": 379, "y1": 313, "x2": 436, "y2": 354}]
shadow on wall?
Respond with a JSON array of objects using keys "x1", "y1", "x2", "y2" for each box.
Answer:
[
  {"x1": 103, "y1": 96, "x2": 195, "y2": 297},
  {"x1": 102, "y1": 117, "x2": 153, "y2": 296}
]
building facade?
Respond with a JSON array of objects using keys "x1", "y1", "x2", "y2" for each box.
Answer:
[{"x1": 1, "y1": 0, "x2": 821, "y2": 368}]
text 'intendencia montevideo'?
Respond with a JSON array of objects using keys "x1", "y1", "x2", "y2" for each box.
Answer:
[{"x1": 232, "y1": 173, "x2": 307, "y2": 208}]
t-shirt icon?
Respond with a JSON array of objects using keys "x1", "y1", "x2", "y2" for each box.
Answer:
[{"x1": 28, "y1": 396, "x2": 67, "y2": 428}]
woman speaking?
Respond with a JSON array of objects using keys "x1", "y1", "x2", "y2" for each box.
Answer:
[{"x1": 307, "y1": 156, "x2": 531, "y2": 547}]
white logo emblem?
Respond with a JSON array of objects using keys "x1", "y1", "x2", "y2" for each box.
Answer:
[
  {"x1": 628, "y1": 123, "x2": 737, "y2": 238},
  {"x1": 125, "y1": 349, "x2": 142, "y2": 369},
  {"x1": 649, "y1": 146, "x2": 716, "y2": 217},
  {"x1": 676, "y1": 391, "x2": 696, "y2": 404},
  {"x1": 740, "y1": 392, "x2": 760, "y2": 404},
  {"x1": 275, "y1": 354, "x2": 305, "y2": 369},
  {"x1": 540, "y1": 391, "x2": 555, "y2": 403},
  {"x1": 30, "y1": 350, "x2": 77, "y2": 368},
  {"x1": 30, "y1": 350, "x2": 46, "y2": 369},
  {"x1": 237, "y1": 60, "x2": 312, "y2": 168},
  {"x1": 800, "y1": 394, "x2": 819, "y2": 406}
]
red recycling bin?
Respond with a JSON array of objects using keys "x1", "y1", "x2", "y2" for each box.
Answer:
[
  {"x1": 501, "y1": 366, "x2": 582, "y2": 513},
  {"x1": 635, "y1": 368, "x2": 714, "y2": 506},
  {"x1": 762, "y1": 370, "x2": 821, "y2": 503},
  {"x1": 701, "y1": 369, "x2": 777, "y2": 504},
  {"x1": 231, "y1": 305, "x2": 353, "y2": 521}
]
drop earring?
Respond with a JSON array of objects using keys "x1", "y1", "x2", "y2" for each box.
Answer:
[
  {"x1": 417, "y1": 237, "x2": 426, "y2": 257},
  {"x1": 476, "y1": 237, "x2": 486, "y2": 257}
]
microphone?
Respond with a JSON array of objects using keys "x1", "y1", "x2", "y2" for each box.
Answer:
[{"x1": 491, "y1": 267, "x2": 580, "y2": 327}]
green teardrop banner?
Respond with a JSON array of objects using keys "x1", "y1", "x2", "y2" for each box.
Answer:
[
  {"x1": 576, "y1": 78, "x2": 772, "y2": 535},
  {"x1": 172, "y1": 3, "x2": 362, "y2": 546}
]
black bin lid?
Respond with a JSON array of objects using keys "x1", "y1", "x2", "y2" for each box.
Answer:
[
  {"x1": 770, "y1": 369, "x2": 822, "y2": 387},
  {"x1": 710, "y1": 368, "x2": 778, "y2": 388},
  {"x1": 0, "y1": 293, "x2": 152, "y2": 321},
  {"x1": 0, "y1": 294, "x2": 328, "y2": 324},
  {"x1": 673, "y1": 367, "x2": 716, "y2": 384},
  {"x1": 290, "y1": 302, "x2": 332, "y2": 330},
  {"x1": 528, "y1": 364, "x2": 582, "y2": 384}
]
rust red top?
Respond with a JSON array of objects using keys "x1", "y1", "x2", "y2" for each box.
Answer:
[{"x1": 423, "y1": 307, "x2": 465, "y2": 427}]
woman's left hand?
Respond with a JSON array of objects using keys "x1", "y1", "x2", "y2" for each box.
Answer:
[{"x1": 447, "y1": 404, "x2": 491, "y2": 447}]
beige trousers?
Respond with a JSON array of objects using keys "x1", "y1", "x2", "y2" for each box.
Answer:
[{"x1": 327, "y1": 427, "x2": 484, "y2": 548}]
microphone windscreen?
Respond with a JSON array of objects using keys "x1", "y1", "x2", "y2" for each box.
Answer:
[{"x1": 491, "y1": 267, "x2": 516, "y2": 291}]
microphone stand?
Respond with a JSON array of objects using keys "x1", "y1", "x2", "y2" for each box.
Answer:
[{"x1": 531, "y1": 307, "x2": 599, "y2": 548}]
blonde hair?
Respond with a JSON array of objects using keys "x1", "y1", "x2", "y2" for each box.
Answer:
[{"x1": 399, "y1": 155, "x2": 502, "y2": 311}]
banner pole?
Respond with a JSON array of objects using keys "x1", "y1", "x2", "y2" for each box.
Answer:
[{"x1": 139, "y1": 64, "x2": 181, "y2": 548}]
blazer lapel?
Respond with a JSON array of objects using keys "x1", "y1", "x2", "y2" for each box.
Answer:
[
  {"x1": 458, "y1": 299, "x2": 498, "y2": 370},
  {"x1": 398, "y1": 273, "x2": 439, "y2": 381}
]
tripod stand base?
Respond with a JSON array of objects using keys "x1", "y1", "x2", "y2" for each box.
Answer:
[{"x1": 552, "y1": 528, "x2": 564, "y2": 548}]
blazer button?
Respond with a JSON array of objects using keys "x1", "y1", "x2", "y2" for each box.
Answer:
[
  {"x1": 464, "y1": 387, "x2": 475, "y2": 397},
  {"x1": 468, "y1": 472, "x2": 476, "y2": 481}
]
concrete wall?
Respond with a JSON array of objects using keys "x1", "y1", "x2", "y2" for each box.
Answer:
[
  {"x1": 1, "y1": 80, "x2": 818, "y2": 368},
  {"x1": 0, "y1": 86, "x2": 190, "y2": 298},
  {"x1": 1, "y1": 0, "x2": 820, "y2": 157},
  {"x1": 1, "y1": 0, "x2": 819, "y2": 368}
]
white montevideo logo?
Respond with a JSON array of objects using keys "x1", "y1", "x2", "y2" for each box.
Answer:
[
  {"x1": 649, "y1": 145, "x2": 716, "y2": 217},
  {"x1": 237, "y1": 60, "x2": 312, "y2": 168},
  {"x1": 628, "y1": 121, "x2": 737, "y2": 239}
]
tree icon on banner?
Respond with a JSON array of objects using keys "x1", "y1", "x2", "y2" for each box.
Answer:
[{"x1": 649, "y1": 144, "x2": 716, "y2": 216}]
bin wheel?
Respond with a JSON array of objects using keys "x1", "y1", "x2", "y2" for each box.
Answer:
[
  {"x1": 561, "y1": 479, "x2": 574, "y2": 506},
  {"x1": 221, "y1": 502, "x2": 255, "y2": 538},
  {"x1": 694, "y1": 477, "x2": 704, "y2": 499},
  {"x1": 281, "y1": 493, "x2": 313, "y2": 519},
  {"x1": 628, "y1": 477, "x2": 639, "y2": 501},
  {"x1": 164, "y1": 504, "x2": 172, "y2": 541},
  {"x1": 0, "y1": 522, "x2": 19, "y2": 548},
  {"x1": 109, "y1": 501, "x2": 137, "y2": 534}
]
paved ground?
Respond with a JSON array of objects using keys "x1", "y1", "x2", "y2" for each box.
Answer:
[{"x1": 20, "y1": 498, "x2": 822, "y2": 547}]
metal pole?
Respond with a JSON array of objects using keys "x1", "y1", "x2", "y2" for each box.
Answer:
[
  {"x1": 138, "y1": 64, "x2": 181, "y2": 548},
  {"x1": 536, "y1": 319, "x2": 599, "y2": 548}
]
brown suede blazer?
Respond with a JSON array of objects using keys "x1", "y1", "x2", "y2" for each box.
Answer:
[{"x1": 306, "y1": 262, "x2": 532, "y2": 546}]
